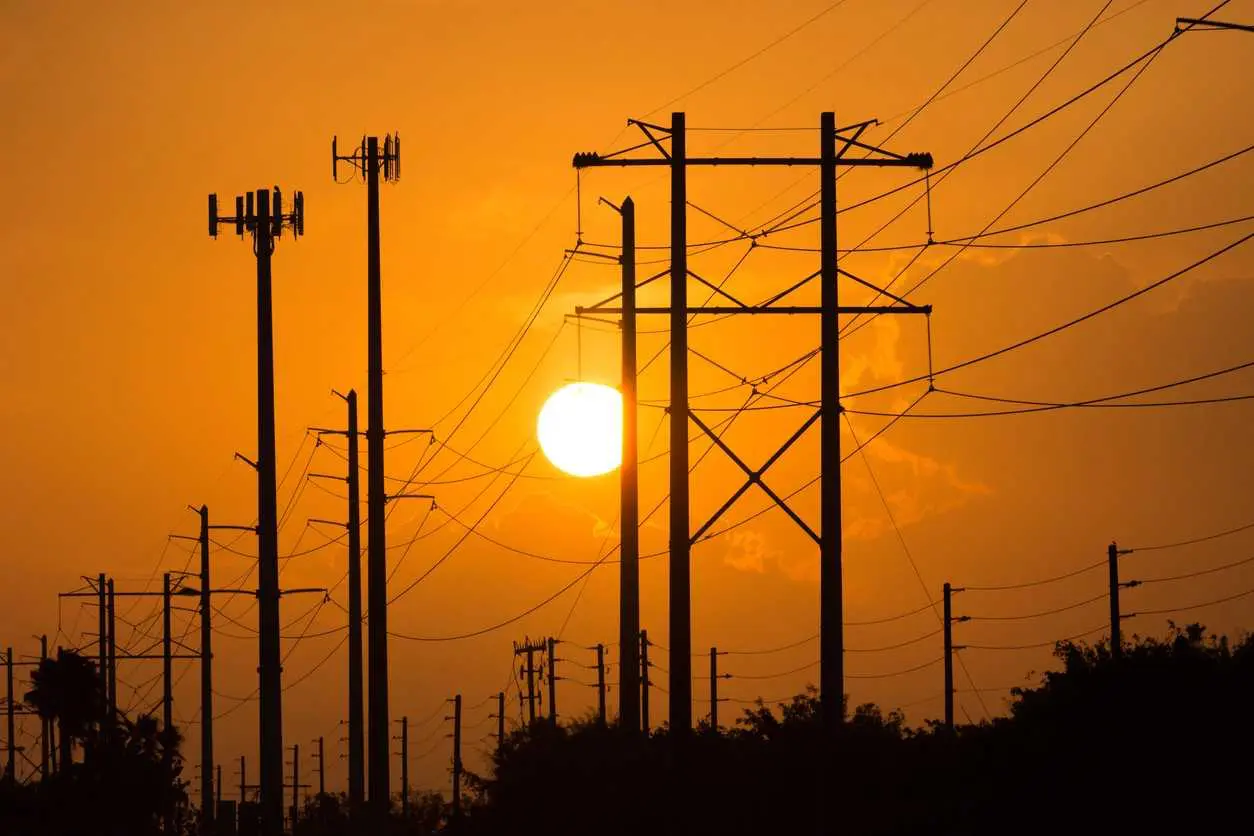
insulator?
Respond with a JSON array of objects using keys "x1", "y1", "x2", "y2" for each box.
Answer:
[
  {"x1": 208, "y1": 193, "x2": 218, "y2": 238},
  {"x1": 331, "y1": 136, "x2": 338, "y2": 181}
]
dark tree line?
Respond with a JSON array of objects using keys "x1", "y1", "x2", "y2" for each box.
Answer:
[
  {"x1": 462, "y1": 622, "x2": 1253, "y2": 836},
  {"x1": 4, "y1": 622, "x2": 1249, "y2": 835}
]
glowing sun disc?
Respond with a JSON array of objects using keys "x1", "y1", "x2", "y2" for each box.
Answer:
[{"x1": 537, "y1": 382, "x2": 623, "y2": 477}]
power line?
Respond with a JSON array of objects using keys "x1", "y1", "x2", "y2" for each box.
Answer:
[
  {"x1": 640, "y1": 0, "x2": 854, "y2": 118},
  {"x1": 1128, "y1": 518, "x2": 1254, "y2": 552},
  {"x1": 965, "y1": 592, "x2": 1109, "y2": 622},
  {"x1": 844, "y1": 6, "x2": 1168, "y2": 340},
  {"x1": 1133, "y1": 585, "x2": 1254, "y2": 617},
  {"x1": 843, "y1": 412, "x2": 991, "y2": 719},
  {"x1": 964, "y1": 625, "x2": 1107, "y2": 651},
  {"x1": 1137, "y1": 554, "x2": 1254, "y2": 585},
  {"x1": 756, "y1": 213, "x2": 1254, "y2": 254},
  {"x1": 844, "y1": 228, "x2": 1254, "y2": 401},
  {"x1": 963, "y1": 560, "x2": 1106, "y2": 592}
]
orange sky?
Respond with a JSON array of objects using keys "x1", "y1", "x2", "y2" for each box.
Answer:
[{"x1": 3, "y1": 0, "x2": 1254, "y2": 802}]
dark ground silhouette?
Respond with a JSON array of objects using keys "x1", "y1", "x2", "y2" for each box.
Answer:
[{"x1": 2, "y1": 622, "x2": 1250, "y2": 835}]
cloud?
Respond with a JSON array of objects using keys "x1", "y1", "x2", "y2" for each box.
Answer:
[
  {"x1": 720, "y1": 527, "x2": 777, "y2": 574},
  {"x1": 843, "y1": 431, "x2": 993, "y2": 544}
]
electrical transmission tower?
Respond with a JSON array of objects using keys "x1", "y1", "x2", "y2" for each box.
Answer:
[
  {"x1": 572, "y1": 112, "x2": 933, "y2": 738},
  {"x1": 331, "y1": 133, "x2": 401, "y2": 823},
  {"x1": 207, "y1": 184, "x2": 305, "y2": 836}
]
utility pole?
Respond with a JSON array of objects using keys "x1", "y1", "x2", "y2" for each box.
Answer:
[
  {"x1": 332, "y1": 134, "x2": 401, "y2": 823},
  {"x1": 310, "y1": 387, "x2": 365, "y2": 816},
  {"x1": 239, "y1": 755, "x2": 247, "y2": 804},
  {"x1": 573, "y1": 113, "x2": 932, "y2": 741},
  {"x1": 451, "y1": 694, "x2": 463, "y2": 822},
  {"x1": 59, "y1": 581, "x2": 200, "y2": 776},
  {"x1": 708, "y1": 648, "x2": 729, "y2": 730},
  {"x1": 2, "y1": 648, "x2": 38, "y2": 782},
  {"x1": 197, "y1": 506, "x2": 213, "y2": 835},
  {"x1": 494, "y1": 692, "x2": 505, "y2": 751},
  {"x1": 640, "y1": 630, "x2": 650, "y2": 736},
  {"x1": 599, "y1": 195, "x2": 641, "y2": 734},
  {"x1": 595, "y1": 643, "x2": 607, "y2": 727},
  {"x1": 546, "y1": 637, "x2": 559, "y2": 726},
  {"x1": 106, "y1": 579, "x2": 117, "y2": 724},
  {"x1": 942, "y1": 583, "x2": 968, "y2": 732},
  {"x1": 315, "y1": 736, "x2": 325, "y2": 798},
  {"x1": 4, "y1": 647, "x2": 13, "y2": 781},
  {"x1": 97, "y1": 572, "x2": 107, "y2": 721},
  {"x1": 208, "y1": 183, "x2": 304, "y2": 836},
  {"x1": 1108, "y1": 542, "x2": 1137, "y2": 660},
  {"x1": 512, "y1": 638, "x2": 544, "y2": 726},
  {"x1": 163, "y1": 572, "x2": 175, "y2": 836},
  {"x1": 288, "y1": 744, "x2": 301, "y2": 827},
  {"x1": 217, "y1": 764, "x2": 223, "y2": 807},
  {"x1": 171, "y1": 507, "x2": 255, "y2": 836},
  {"x1": 39, "y1": 635, "x2": 48, "y2": 779},
  {"x1": 396, "y1": 716, "x2": 409, "y2": 820}
]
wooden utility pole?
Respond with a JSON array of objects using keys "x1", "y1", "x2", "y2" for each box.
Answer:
[
  {"x1": 208, "y1": 184, "x2": 305, "y2": 836},
  {"x1": 316, "y1": 736, "x2": 325, "y2": 798},
  {"x1": 39, "y1": 635, "x2": 48, "y2": 779},
  {"x1": 311, "y1": 387, "x2": 366, "y2": 816},
  {"x1": 708, "y1": 648, "x2": 729, "y2": 730},
  {"x1": 942, "y1": 583, "x2": 968, "y2": 731},
  {"x1": 3, "y1": 648, "x2": 39, "y2": 781},
  {"x1": 197, "y1": 506, "x2": 213, "y2": 835},
  {"x1": 451, "y1": 694, "x2": 463, "y2": 821},
  {"x1": 398, "y1": 716, "x2": 409, "y2": 820},
  {"x1": 1108, "y1": 542, "x2": 1136, "y2": 660},
  {"x1": 97, "y1": 572, "x2": 107, "y2": 720},
  {"x1": 4, "y1": 647, "x2": 13, "y2": 781},
  {"x1": 171, "y1": 505, "x2": 255, "y2": 836},
  {"x1": 610, "y1": 196, "x2": 641, "y2": 734},
  {"x1": 640, "y1": 630, "x2": 651, "y2": 736},
  {"x1": 546, "y1": 638, "x2": 559, "y2": 726},
  {"x1": 163, "y1": 572, "x2": 175, "y2": 836},
  {"x1": 59, "y1": 580, "x2": 201, "y2": 782},
  {"x1": 106, "y1": 579, "x2": 117, "y2": 723},
  {"x1": 512, "y1": 639, "x2": 544, "y2": 725},
  {"x1": 572, "y1": 113, "x2": 932, "y2": 742},
  {"x1": 595, "y1": 644, "x2": 607, "y2": 727},
  {"x1": 1108, "y1": 543, "x2": 1121, "y2": 660},
  {"x1": 495, "y1": 691, "x2": 505, "y2": 751},
  {"x1": 239, "y1": 755, "x2": 247, "y2": 804},
  {"x1": 289, "y1": 744, "x2": 301, "y2": 827}
]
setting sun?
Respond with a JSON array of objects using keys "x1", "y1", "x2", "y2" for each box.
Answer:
[{"x1": 537, "y1": 382, "x2": 623, "y2": 477}]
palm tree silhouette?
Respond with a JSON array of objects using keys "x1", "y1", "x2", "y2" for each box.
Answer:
[{"x1": 24, "y1": 648, "x2": 105, "y2": 770}]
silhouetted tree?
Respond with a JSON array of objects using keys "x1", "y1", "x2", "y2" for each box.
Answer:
[
  {"x1": 24, "y1": 648, "x2": 105, "y2": 769},
  {"x1": 459, "y1": 623, "x2": 1253, "y2": 836},
  {"x1": 0, "y1": 649, "x2": 189, "y2": 836}
]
